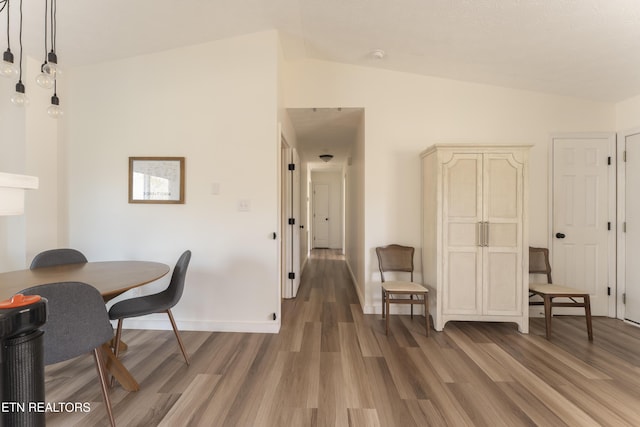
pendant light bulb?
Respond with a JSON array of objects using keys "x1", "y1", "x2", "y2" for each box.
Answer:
[
  {"x1": 10, "y1": 81, "x2": 29, "y2": 107},
  {"x1": 47, "y1": 94, "x2": 63, "y2": 118},
  {"x1": 42, "y1": 51, "x2": 60, "y2": 77},
  {"x1": 0, "y1": 49, "x2": 19, "y2": 79},
  {"x1": 36, "y1": 64, "x2": 55, "y2": 88}
]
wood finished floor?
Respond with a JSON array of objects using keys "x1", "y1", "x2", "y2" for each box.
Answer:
[{"x1": 44, "y1": 249, "x2": 640, "y2": 426}]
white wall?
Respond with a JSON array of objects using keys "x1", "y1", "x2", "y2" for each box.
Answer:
[
  {"x1": 65, "y1": 31, "x2": 281, "y2": 332},
  {"x1": 1, "y1": 57, "x2": 59, "y2": 271},
  {"x1": 283, "y1": 58, "x2": 616, "y2": 313},
  {"x1": 344, "y1": 114, "x2": 366, "y2": 304},
  {"x1": 616, "y1": 94, "x2": 640, "y2": 131}
]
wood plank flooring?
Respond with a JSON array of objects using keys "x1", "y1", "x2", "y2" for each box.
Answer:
[{"x1": 43, "y1": 249, "x2": 640, "y2": 426}]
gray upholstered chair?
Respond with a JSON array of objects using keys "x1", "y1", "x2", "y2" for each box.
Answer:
[
  {"x1": 30, "y1": 248, "x2": 88, "y2": 269},
  {"x1": 20, "y1": 282, "x2": 116, "y2": 427},
  {"x1": 376, "y1": 244, "x2": 430, "y2": 336},
  {"x1": 109, "y1": 250, "x2": 191, "y2": 365}
]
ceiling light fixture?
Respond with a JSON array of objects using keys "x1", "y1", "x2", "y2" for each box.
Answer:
[
  {"x1": 41, "y1": 0, "x2": 60, "y2": 80},
  {"x1": 35, "y1": 0, "x2": 54, "y2": 88},
  {"x1": 47, "y1": 89, "x2": 62, "y2": 118},
  {"x1": 319, "y1": 154, "x2": 333, "y2": 162},
  {"x1": 371, "y1": 49, "x2": 386, "y2": 60},
  {"x1": 9, "y1": 0, "x2": 28, "y2": 107},
  {"x1": 0, "y1": 0, "x2": 18, "y2": 79}
]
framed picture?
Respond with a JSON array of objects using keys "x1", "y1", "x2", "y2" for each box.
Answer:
[{"x1": 128, "y1": 157, "x2": 185, "y2": 204}]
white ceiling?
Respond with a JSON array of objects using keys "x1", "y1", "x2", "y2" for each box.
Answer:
[
  {"x1": 5, "y1": 0, "x2": 639, "y2": 102},
  {"x1": 4, "y1": 0, "x2": 640, "y2": 163}
]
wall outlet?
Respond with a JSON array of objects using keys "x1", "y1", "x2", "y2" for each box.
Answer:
[{"x1": 238, "y1": 199, "x2": 251, "y2": 211}]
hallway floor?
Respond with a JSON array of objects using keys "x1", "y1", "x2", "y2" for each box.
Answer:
[{"x1": 45, "y1": 249, "x2": 640, "y2": 426}]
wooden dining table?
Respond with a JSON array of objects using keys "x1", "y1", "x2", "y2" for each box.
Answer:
[{"x1": 0, "y1": 260, "x2": 170, "y2": 392}]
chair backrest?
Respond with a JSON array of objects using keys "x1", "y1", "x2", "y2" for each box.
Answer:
[
  {"x1": 375, "y1": 244, "x2": 414, "y2": 282},
  {"x1": 160, "y1": 250, "x2": 191, "y2": 307},
  {"x1": 30, "y1": 248, "x2": 88, "y2": 269},
  {"x1": 20, "y1": 282, "x2": 113, "y2": 365},
  {"x1": 529, "y1": 247, "x2": 552, "y2": 284}
]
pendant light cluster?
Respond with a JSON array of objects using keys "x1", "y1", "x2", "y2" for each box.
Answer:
[{"x1": 0, "y1": 0, "x2": 62, "y2": 118}]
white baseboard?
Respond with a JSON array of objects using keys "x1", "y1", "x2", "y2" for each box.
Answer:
[
  {"x1": 114, "y1": 317, "x2": 281, "y2": 334},
  {"x1": 345, "y1": 259, "x2": 366, "y2": 310}
]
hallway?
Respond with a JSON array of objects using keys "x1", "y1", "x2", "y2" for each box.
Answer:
[{"x1": 45, "y1": 249, "x2": 640, "y2": 426}]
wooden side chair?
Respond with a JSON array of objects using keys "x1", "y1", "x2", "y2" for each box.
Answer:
[
  {"x1": 376, "y1": 244, "x2": 429, "y2": 336},
  {"x1": 529, "y1": 247, "x2": 593, "y2": 341}
]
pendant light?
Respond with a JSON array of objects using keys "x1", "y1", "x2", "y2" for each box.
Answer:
[
  {"x1": 47, "y1": 82, "x2": 62, "y2": 118},
  {"x1": 36, "y1": 0, "x2": 58, "y2": 89},
  {"x1": 44, "y1": 0, "x2": 59, "y2": 78},
  {"x1": 0, "y1": 0, "x2": 18, "y2": 78},
  {"x1": 9, "y1": 0, "x2": 28, "y2": 107},
  {"x1": 35, "y1": 0, "x2": 54, "y2": 88}
]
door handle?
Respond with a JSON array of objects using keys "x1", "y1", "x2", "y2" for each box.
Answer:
[
  {"x1": 477, "y1": 222, "x2": 483, "y2": 247},
  {"x1": 325, "y1": 218, "x2": 329, "y2": 221},
  {"x1": 484, "y1": 222, "x2": 489, "y2": 247},
  {"x1": 555, "y1": 232, "x2": 566, "y2": 239}
]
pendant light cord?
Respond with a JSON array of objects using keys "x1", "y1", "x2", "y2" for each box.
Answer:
[
  {"x1": 2, "y1": 0, "x2": 9, "y2": 48},
  {"x1": 43, "y1": 0, "x2": 48, "y2": 60},
  {"x1": 51, "y1": 0, "x2": 56, "y2": 52},
  {"x1": 17, "y1": 0, "x2": 21, "y2": 80}
]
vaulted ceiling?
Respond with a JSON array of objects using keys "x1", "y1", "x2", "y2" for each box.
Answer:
[
  {"x1": 5, "y1": 1, "x2": 638, "y2": 165},
  {"x1": 6, "y1": 0, "x2": 639, "y2": 102}
]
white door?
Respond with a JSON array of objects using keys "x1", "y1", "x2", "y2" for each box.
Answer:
[
  {"x1": 282, "y1": 147, "x2": 301, "y2": 299},
  {"x1": 623, "y1": 132, "x2": 640, "y2": 323},
  {"x1": 552, "y1": 135, "x2": 615, "y2": 316},
  {"x1": 291, "y1": 149, "x2": 301, "y2": 297},
  {"x1": 313, "y1": 184, "x2": 330, "y2": 248}
]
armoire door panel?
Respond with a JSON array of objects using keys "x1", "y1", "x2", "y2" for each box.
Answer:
[
  {"x1": 445, "y1": 251, "x2": 481, "y2": 314},
  {"x1": 448, "y1": 222, "x2": 478, "y2": 247},
  {"x1": 484, "y1": 251, "x2": 521, "y2": 314},
  {"x1": 485, "y1": 157, "x2": 519, "y2": 219},
  {"x1": 487, "y1": 223, "x2": 518, "y2": 247},
  {"x1": 445, "y1": 156, "x2": 481, "y2": 218}
]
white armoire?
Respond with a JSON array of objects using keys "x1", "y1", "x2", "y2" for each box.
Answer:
[{"x1": 421, "y1": 145, "x2": 530, "y2": 333}]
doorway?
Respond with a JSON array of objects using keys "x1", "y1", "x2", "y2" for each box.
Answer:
[
  {"x1": 551, "y1": 133, "x2": 616, "y2": 317},
  {"x1": 311, "y1": 170, "x2": 344, "y2": 250},
  {"x1": 281, "y1": 138, "x2": 301, "y2": 299},
  {"x1": 618, "y1": 129, "x2": 640, "y2": 324}
]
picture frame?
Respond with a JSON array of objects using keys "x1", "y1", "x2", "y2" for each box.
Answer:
[{"x1": 128, "y1": 157, "x2": 185, "y2": 204}]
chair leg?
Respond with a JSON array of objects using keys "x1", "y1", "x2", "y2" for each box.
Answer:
[
  {"x1": 423, "y1": 294, "x2": 430, "y2": 337},
  {"x1": 385, "y1": 294, "x2": 391, "y2": 335},
  {"x1": 93, "y1": 348, "x2": 116, "y2": 427},
  {"x1": 410, "y1": 294, "x2": 414, "y2": 318},
  {"x1": 584, "y1": 295, "x2": 593, "y2": 341},
  {"x1": 110, "y1": 319, "x2": 124, "y2": 387},
  {"x1": 113, "y1": 319, "x2": 124, "y2": 358},
  {"x1": 381, "y1": 288, "x2": 386, "y2": 319},
  {"x1": 543, "y1": 296, "x2": 553, "y2": 339},
  {"x1": 166, "y1": 309, "x2": 190, "y2": 365}
]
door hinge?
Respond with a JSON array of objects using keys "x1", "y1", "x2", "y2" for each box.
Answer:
[
  {"x1": 607, "y1": 221, "x2": 611, "y2": 230},
  {"x1": 608, "y1": 156, "x2": 611, "y2": 165},
  {"x1": 623, "y1": 293, "x2": 626, "y2": 304},
  {"x1": 607, "y1": 287, "x2": 611, "y2": 296},
  {"x1": 288, "y1": 272, "x2": 295, "y2": 280},
  {"x1": 624, "y1": 222, "x2": 627, "y2": 233},
  {"x1": 624, "y1": 151, "x2": 627, "y2": 162},
  {"x1": 288, "y1": 163, "x2": 295, "y2": 171},
  {"x1": 288, "y1": 218, "x2": 295, "y2": 225}
]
